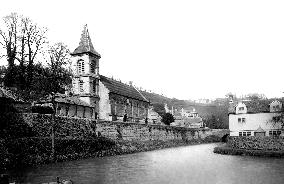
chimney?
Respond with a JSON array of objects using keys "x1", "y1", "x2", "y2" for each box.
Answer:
[{"x1": 129, "y1": 81, "x2": 133, "y2": 86}]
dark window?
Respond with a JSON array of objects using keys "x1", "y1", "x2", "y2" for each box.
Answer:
[
  {"x1": 93, "y1": 80, "x2": 96, "y2": 94},
  {"x1": 79, "y1": 81, "x2": 84, "y2": 92}
]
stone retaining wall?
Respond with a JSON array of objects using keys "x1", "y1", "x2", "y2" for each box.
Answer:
[{"x1": 21, "y1": 113, "x2": 227, "y2": 141}]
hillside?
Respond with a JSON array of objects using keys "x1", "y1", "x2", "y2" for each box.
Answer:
[{"x1": 140, "y1": 90, "x2": 229, "y2": 129}]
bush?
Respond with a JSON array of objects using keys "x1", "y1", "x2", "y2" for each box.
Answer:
[
  {"x1": 0, "y1": 137, "x2": 116, "y2": 169},
  {"x1": 161, "y1": 113, "x2": 175, "y2": 125}
]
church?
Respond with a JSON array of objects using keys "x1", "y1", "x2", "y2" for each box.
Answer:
[{"x1": 55, "y1": 25, "x2": 150, "y2": 122}]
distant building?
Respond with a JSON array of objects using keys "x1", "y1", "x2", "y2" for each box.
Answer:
[
  {"x1": 229, "y1": 99, "x2": 283, "y2": 137},
  {"x1": 194, "y1": 99, "x2": 212, "y2": 104},
  {"x1": 170, "y1": 106, "x2": 204, "y2": 128}
]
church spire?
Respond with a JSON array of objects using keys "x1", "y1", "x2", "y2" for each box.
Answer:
[{"x1": 72, "y1": 24, "x2": 101, "y2": 58}]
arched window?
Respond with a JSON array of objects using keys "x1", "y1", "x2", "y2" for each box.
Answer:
[
  {"x1": 79, "y1": 80, "x2": 84, "y2": 92},
  {"x1": 93, "y1": 80, "x2": 96, "y2": 94},
  {"x1": 91, "y1": 60, "x2": 96, "y2": 73},
  {"x1": 77, "y1": 60, "x2": 85, "y2": 74}
]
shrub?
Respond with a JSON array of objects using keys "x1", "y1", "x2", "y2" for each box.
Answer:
[{"x1": 31, "y1": 105, "x2": 54, "y2": 114}]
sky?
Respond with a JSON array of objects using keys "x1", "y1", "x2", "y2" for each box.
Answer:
[{"x1": 0, "y1": 0, "x2": 284, "y2": 100}]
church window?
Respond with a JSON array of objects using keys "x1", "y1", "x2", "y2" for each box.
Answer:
[
  {"x1": 91, "y1": 60, "x2": 96, "y2": 73},
  {"x1": 77, "y1": 60, "x2": 85, "y2": 74},
  {"x1": 93, "y1": 80, "x2": 96, "y2": 94},
  {"x1": 79, "y1": 81, "x2": 84, "y2": 92}
]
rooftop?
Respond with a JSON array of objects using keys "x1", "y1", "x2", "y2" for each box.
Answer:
[
  {"x1": 228, "y1": 99, "x2": 283, "y2": 114},
  {"x1": 100, "y1": 75, "x2": 149, "y2": 102}
]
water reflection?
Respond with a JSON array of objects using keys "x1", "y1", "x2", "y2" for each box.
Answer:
[{"x1": 12, "y1": 143, "x2": 284, "y2": 184}]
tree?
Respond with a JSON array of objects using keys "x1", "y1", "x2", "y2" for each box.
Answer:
[
  {"x1": 153, "y1": 103, "x2": 166, "y2": 117},
  {"x1": 23, "y1": 17, "x2": 47, "y2": 88},
  {"x1": 161, "y1": 113, "x2": 175, "y2": 125},
  {"x1": 0, "y1": 13, "x2": 47, "y2": 89},
  {"x1": 0, "y1": 13, "x2": 22, "y2": 87}
]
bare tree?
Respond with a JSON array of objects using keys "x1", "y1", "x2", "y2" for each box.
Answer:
[
  {"x1": 23, "y1": 17, "x2": 48, "y2": 88},
  {"x1": 0, "y1": 13, "x2": 47, "y2": 89},
  {"x1": 0, "y1": 13, "x2": 22, "y2": 87},
  {"x1": 47, "y1": 42, "x2": 71, "y2": 93}
]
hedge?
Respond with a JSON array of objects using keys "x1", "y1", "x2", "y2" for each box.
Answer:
[{"x1": 0, "y1": 137, "x2": 116, "y2": 170}]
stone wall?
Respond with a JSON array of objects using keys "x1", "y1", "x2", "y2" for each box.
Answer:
[
  {"x1": 95, "y1": 121, "x2": 225, "y2": 142},
  {"x1": 227, "y1": 136, "x2": 284, "y2": 151},
  {"x1": 21, "y1": 113, "x2": 227, "y2": 141},
  {"x1": 22, "y1": 113, "x2": 96, "y2": 138}
]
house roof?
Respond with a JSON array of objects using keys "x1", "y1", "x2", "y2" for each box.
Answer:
[
  {"x1": 38, "y1": 94, "x2": 94, "y2": 107},
  {"x1": 100, "y1": 75, "x2": 149, "y2": 102},
  {"x1": 228, "y1": 99, "x2": 283, "y2": 114},
  {"x1": 255, "y1": 126, "x2": 265, "y2": 133},
  {"x1": 71, "y1": 25, "x2": 101, "y2": 57},
  {"x1": 184, "y1": 117, "x2": 203, "y2": 124}
]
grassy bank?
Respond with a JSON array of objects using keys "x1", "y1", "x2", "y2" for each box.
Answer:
[{"x1": 214, "y1": 145, "x2": 284, "y2": 157}]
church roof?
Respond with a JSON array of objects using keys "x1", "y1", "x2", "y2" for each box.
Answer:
[
  {"x1": 72, "y1": 25, "x2": 101, "y2": 57},
  {"x1": 100, "y1": 75, "x2": 149, "y2": 102}
]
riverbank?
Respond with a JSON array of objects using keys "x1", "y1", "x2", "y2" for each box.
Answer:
[{"x1": 1, "y1": 135, "x2": 221, "y2": 172}]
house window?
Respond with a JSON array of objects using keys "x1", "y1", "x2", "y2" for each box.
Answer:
[
  {"x1": 79, "y1": 81, "x2": 84, "y2": 92},
  {"x1": 239, "y1": 107, "x2": 245, "y2": 111},
  {"x1": 77, "y1": 60, "x2": 85, "y2": 74},
  {"x1": 269, "y1": 130, "x2": 281, "y2": 137},
  {"x1": 239, "y1": 131, "x2": 251, "y2": 136},
  {"x1": 238, "y1": 118, "x2": 246, "y2": 123}
]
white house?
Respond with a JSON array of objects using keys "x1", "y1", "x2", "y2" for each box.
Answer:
[{"x1": 229, "y1": 100, "x2": 283, "y2": 137}]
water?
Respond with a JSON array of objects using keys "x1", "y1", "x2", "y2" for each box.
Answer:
[{"x1": 11, "y1": 143, "x2": 284, "y2": 184}]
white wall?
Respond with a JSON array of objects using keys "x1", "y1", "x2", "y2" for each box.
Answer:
[
  {"x1": 229, "y1": 112, "x2": 282, "y2": 136},
  {"x1": 98, "y1": 81, "x2": 111, "y2": 120}
]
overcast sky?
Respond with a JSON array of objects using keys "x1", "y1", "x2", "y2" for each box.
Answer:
[{"x1": 1, "y1": 0, "x2": 284, "y2": 100}]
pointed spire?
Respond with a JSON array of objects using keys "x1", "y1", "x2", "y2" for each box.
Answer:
[{"x1": 72, "y1": 24, "x2": 101, "y2": 57}]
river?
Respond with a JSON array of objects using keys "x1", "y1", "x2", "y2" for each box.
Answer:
[{"x1": 11, "y1": 143, "x2": 284, "y2": 184}]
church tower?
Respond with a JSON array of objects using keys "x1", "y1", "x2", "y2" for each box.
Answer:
[{"x1": 70, "y1": 25, "x2": 100, "y2": 109}]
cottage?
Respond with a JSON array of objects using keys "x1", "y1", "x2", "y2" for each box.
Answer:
[{"x1": 229, "y1": 99, "x2": 283, "y2": 137}]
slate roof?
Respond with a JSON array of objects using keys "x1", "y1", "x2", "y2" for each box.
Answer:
[
  {"x1": 100, "y1": 75, "x2": 149, "y2": 102},
  {"x1": 38, "y1": 94, "x2": 94, "y2": 107},
  {"x1": 72, "y1": 25, "x2": 101, "y2": 57},
  {"x1": 228, "y1": 99, "x2": 283, "y2": 114}
]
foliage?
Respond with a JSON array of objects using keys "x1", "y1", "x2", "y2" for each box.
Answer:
[
  {"x1": 0, "y1": 99, "x2": 33, "y2": 139},
  {"x1": 161, "y1": 113, "x2": 175, "y2": 125},
  {"x1": 203, "y1": 114, "x2": 228, "y2": 129},
  {"x1": 153, "y1": 103, "x2": 166, "y2": 117},
  {"x1": 0, "y1": 137, "x2": 116, "y2": 170}
]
